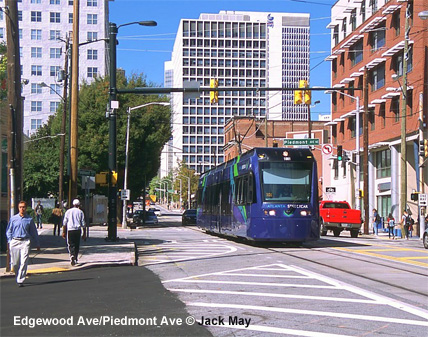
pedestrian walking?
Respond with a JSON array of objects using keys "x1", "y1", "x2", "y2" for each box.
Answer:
[
  {"x1": 386, "y1": 213, "x2": 395, "y2": 239},
  {"x1": 62, "y1": 199, "x2": 86, "y2": 266},
  {"x1": 50, "y1": 203, "x2": 63, "y2": 236},
  {"x1": 372, "y1": 209, "x2": 380, "y2": 235},
  {"x1": 401, "y1": 210, "x2": 413, "y2": 240},
  {"x1": 34, "y1": 200, "x2": 44, "y2": 229},
  {"x1": 6, "y1": 200, "x2": 40, "y2": 287}
]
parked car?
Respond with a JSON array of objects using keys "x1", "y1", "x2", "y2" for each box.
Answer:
[
  {"x1": 424, "y1": 227, "x2": 428, "y2": 249},
  {"x1": 150, "y1": 208, "x2": 161, "y2": 217},
  {"x1": 132, "y1": 209, "x2": 158, "y2": 226},
  {"x1": 319, "y1": 201, "x2": 362, "y2": 238},
  {"x1": 182, "y1": 209, "x2": 197, "y2": 225}
]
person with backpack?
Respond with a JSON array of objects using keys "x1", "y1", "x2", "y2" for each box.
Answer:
[
  {"x1": 387, "y1": 213, "x2": 395, "y2": 239},
  {"x1": 401, "y1": 210, "x2": 412, "y2": 240},
  {"x1": 372, "y1": 208, "x2": 380, "y2": 235},
  {"x1": 34, "y1": 200, "x2": 44, "y2": 229}
]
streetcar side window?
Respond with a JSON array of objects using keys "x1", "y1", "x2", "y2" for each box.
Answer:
[
  {"x1": 234, "y1": 174, "x2": 254, "y2": 205},
  {"x1": 221, "y1": 180, "x2": 231, "y2": 215}
]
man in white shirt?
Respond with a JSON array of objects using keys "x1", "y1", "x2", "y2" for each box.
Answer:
[{"x1": 62, "y1": 199, "x2": 86, "y2": 265}]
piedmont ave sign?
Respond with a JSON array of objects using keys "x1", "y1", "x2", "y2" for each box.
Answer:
[{"x1": 283, "y1": 138, "x2": 320, "y2": 146}]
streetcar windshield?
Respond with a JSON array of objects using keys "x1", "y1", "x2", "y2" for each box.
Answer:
[{"x1": 260, "y1": 161, "x2": 312, "y2": 203}]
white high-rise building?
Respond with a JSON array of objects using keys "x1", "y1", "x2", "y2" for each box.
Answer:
[
  {"x1": 163, "y1": 11, "x2": 310, "y2": 174},
  {"x1": 0, "y1": 0, "x2": 110, "y2": 136}
]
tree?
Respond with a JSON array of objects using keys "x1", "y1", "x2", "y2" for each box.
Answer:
[
  {"x1": 23, "y1": 73, "x2": 171, "y2": 200},
  {"x1": 173, "y1": 160, "x2": 199, "y2": 205},
  {"x1": 0, "y1": 42, "x2": 6, "y2": 101}
]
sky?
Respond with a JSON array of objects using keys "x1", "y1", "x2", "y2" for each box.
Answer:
[{"x1": 109, "y1": 0, "x2": 337, "y2": 119}]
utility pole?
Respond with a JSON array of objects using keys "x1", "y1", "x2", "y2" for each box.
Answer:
[
  {"x1": 69, "y1": 0, "x2": 79, "y2": 202},
  {"x1": 59, "y1": 36, "x2": 70, "y2": 206},
  {"x1": 108, "y1": 22, "x2": 118, "y2": 241},
  {"x1": 6, "y1": 0, "x2": 22, "y2": 215},
  {"x1": 363, "y1": 67, "x2": 369, "y2": 234},
  {"x1": 5, "y1": 0, "x2": 22, "y2": 273},
  {"x1": 399, "y1": 2, "x2": 411, "y2": 217}
]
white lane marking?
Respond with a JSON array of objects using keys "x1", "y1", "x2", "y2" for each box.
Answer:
[
  {"x1": 168, "y1": 288, "x2": 378, "y2": 304},
  {"x1": 170, "y1": 279, "x2": 336, "y2": 289},
  {"x1": 163, "y1": 263, "x2": 292, "y2": 283},
  {"x1": 188, "y1": 302, "x2": 428, "y2": 327},
  {"x1": 224, "y1": 273, "x2": 310, "y2": 279},
  {"x1": 202, "y1": 323, "x2": 353, "y2": 337},
  {"x1": 289, "y1": 264, "x2": 428, "y2": 320}
]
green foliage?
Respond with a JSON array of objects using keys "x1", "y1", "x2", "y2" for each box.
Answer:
[
  {"x1": 27, "y1": 208, "x2": 54, "y2": 224},
  {"x1": 23, "y1": 73, "x2": 171, "y2": 201},
  {"x1": 0, "y1": 42, "x2": 7, "y2": 100}
]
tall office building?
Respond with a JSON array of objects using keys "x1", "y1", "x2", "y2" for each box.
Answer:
[
  {"x1": 163, "y1": 11, "x2": 310, "y2": 174},
  {"x1": 0, "y1": 0, "x2": 110, "y2": 136}
]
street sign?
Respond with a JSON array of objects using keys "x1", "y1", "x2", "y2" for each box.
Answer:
[
  {"x1": 419, "y1": 193, "x2": 427, "y2": 207},
  {"x1": 322, "y1": 144, "x2": 333, "y2": 155},
  {"x1": 82, "y1": 176, "x2": 95, "y2": 190},
  {"x1": 325, "y1": 187, "x2": 336, "y2": 193},
  {"x1": 121, "y1": 189, "x2": 130, "y2": 201},
  {"x1": 283, "y1": 138, "x2": 320, "y2": 146},
  {"x1": 79, "y1": 169, "x2": 95, "y2": 176}
]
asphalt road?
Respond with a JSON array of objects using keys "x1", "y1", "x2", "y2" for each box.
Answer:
[
  {"x1": 137, "y1": 213, "x2": 428, "y2": 337},
  {"x1": 1, "y1": 265, "x2": 212, "y2": 337}
]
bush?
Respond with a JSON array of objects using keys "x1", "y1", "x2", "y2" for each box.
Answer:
[{"x1": 27, "y1": 208, "x2": 54, "y2": 224}]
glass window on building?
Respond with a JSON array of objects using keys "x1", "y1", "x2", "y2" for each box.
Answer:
[
  {"x1": 370, "y1": 24, "x2": 385, "y2": 52},
  {"x1": 31, "y1": 29, "x2": 42, "y2": 40},
  {"x1": 31, "y1": 119, "x2": 42, "y2": 131},
  {"x1": 391, "y1": 97, "x2": 400, "y2": 122},
  {"x1": 87, "y1": 0, "x2": 97, "y2": 6},
  {"x1": 50, "y1": 12, "x2": 61, "y2": 23},
  {"x1": 50, "y1": 30, "x2": 61, "y2": 40},
  {"x1": 376, "y1": 195, "x2": 391, "y2": 219},
  {"x1": 376, "y1": 149, "x2": 391, "y2": 178},
  {"x1": 350, "y1": 40, "x2": 363, "y2": 66},
  {"x1": 31, "y1": 11, "x2": 42, "y2": 22},
  {"x1": 50, "y1": 48, "x2": 61, "y2": 59},
  {"x1": 370, "y1": 63, "x2": 385, "y2": 91},
  {"x1": 50, "y1": 101, "x2": 60, "y2": 113},
  {"x1": 87, "y1": 67, "x2": 98, "y2": 78},
  {"x1": 87, "y1": 14, "x2": 97, "y2": 25},
  {"x1": 31, "y1": 101, "x2": 42, "y2": 112},
  {"x1": 31, "y1": 47, "x2": 42, "y2": 58}
]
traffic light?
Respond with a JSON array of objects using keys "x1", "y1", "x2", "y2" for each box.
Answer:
[
  {"x1": 210, "y1": 78, "x2": 218, "y2": 104},
  {"x1": 337, "y1": 145, "x2": 343, "y2": 161},
  {"x1": 359, "y1": 189, "x2": 364, "y2": 198},
  {"x1": 425, "y1": 139, "x2": 428, "y2": 158},
  {"x1": 294, "y1": 80, "x2": 307, "y2": 105},
  {"x1": 410, "y1": 192, "x2": 419, "y2": 201},
  {"x1": 111, "y1": 171, "x2": 118, "y2": 185},
  {"x1": 304, "y1": 88, "x2": 311, "y2": 105}
]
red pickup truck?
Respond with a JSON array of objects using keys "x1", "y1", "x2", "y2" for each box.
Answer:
[{"x1": 319, "y1": 201, "x2": 362, "y2": 238}]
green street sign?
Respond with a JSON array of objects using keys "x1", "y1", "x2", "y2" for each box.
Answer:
[{"x1": 283, "y1": 138, "x2": 320, "y2": 146}]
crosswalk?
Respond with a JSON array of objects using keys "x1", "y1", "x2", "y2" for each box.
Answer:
[
  {"x1": 138, "y1": 236, "x2": 238, "y2": 265},
  {"x1": 163, "y1": 263, "x2": 428, "y2": 336}
]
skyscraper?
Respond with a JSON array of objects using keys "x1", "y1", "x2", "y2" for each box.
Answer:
[
  {"x1": 0, "y1": 0, "x2": 110, "y2": 136},
  {"x1": 163, "y1": 11, "x2": 310, "y2": 174}
]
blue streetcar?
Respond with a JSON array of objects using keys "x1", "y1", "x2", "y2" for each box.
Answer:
[{"x1": 196, "y1": 147, "x2": 320, "y2": 243}]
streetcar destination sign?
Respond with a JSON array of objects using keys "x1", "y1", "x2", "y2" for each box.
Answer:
[{"x1": 283, "y1": 138, "x2": 320, "y2": 146}]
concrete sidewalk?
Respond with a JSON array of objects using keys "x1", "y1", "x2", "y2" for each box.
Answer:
[{"x1": 0, "y1": 224, "x2": 136, "y2": 279}]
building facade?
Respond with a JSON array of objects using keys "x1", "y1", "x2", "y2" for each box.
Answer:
[
  {"x1": 223, "y1": 116, "x2": 330, "y2": 200},
  {"x1": 0, "y1": 0, "x2": 110, "y2": 136},
  {"x1": 163, "y1": 11, "x2": 310, "y2": 176},
  {"x1": 326, "y1": 0, "x2": 427, "y2": 227}
]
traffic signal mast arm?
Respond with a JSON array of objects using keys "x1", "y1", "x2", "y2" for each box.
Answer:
[{"x1": 117, "y1": 86, "x2": 362, "y2": 95}]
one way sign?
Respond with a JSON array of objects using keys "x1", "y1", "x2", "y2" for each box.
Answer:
[{"x1": 326, "y1": 187, "x2": 336, "y2": 193}]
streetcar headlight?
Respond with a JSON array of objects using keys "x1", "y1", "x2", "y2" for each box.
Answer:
[
  {"x1": 300, "y1": 210, "x2": 308, "y2": 216},
  {"x1": 264, "y1": 210, "x2": 276, "y2": 216}
]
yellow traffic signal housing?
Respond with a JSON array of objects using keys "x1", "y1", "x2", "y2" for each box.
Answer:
[
  {"x1": 111, "y1": 171, "x2": 118, "y2": 185},
  {"x1": 210, "y1": 78, "x2": 218, "y2": 104},
  {"x1": 95, "y1": 172, "x2": 107, "y2": 184},
  {"x1": 304, "y1": 89, "x2": 311, "y2": 105},
  {"x1": 295, "y1": 80, "x2": 308, "y2": 105},
  {"x1": 294, "y1": 89, "x2": 303, "y2": 105},
  {"x1": 359, "y1": 189, "x2": 364, "y2": 198},
  {"x1": 424, "y1": 139, "x2": 428, "y2": 158}
]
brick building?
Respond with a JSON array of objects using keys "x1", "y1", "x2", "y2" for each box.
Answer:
[
  {"x1": 223, "y1": 116, "x2": 330, "y2": 199},
  {"x1": 325, "y1": 0, "x2": 428, "y2": 225}
]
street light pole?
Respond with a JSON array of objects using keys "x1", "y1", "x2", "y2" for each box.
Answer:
[
  {"x1": 121, "y1": 102, "x2": 169, "y2": 228},
  {"x1": 107, "y1": 20, "x2": 157, "y2": 241}
]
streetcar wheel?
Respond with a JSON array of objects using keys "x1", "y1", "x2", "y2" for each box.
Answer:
[
  {"x1": 333, "y1": 228, "x2": 341, "y2": 237},
  {"x1": 350, "y1": 230, "x2": 359, "y2": 238},
  {"x1": 424, "y1": 233, "x2": 428, "y2": 249},
  {"x1": 320, "y1": 219, "x2": 327, "y2": 236}
]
